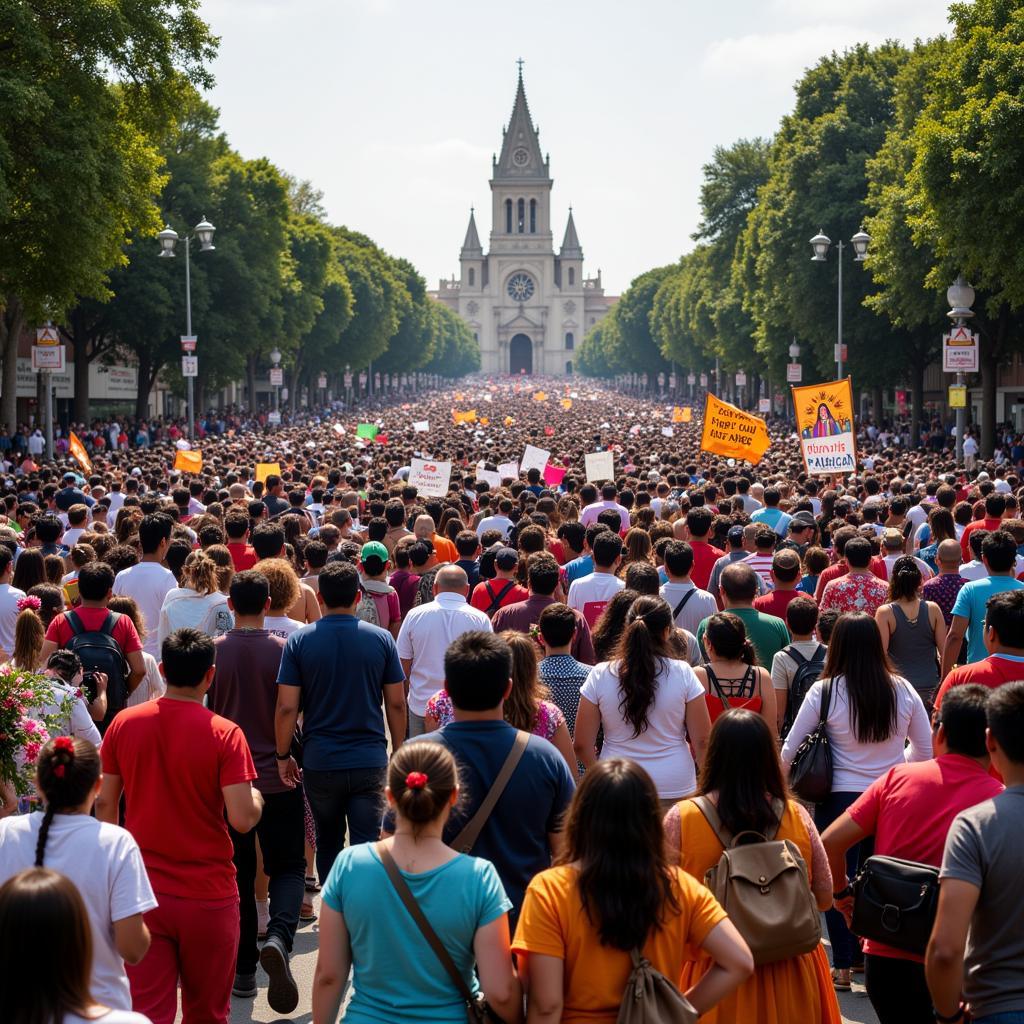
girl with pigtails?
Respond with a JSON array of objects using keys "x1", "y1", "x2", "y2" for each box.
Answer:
[{"x1": 0, "y1": 737, "x2": 155, "y2": 1011}]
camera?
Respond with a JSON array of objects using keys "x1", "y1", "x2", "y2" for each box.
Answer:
[{"x1": 81, "y1": 671, "x2": 98, "y2": 704}]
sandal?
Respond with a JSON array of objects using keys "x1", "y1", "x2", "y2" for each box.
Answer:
[
  {"x1": 832, "y1": 968, "x2": 851, "y2": 991},
  {"x1": 299, "y1": 900, "x2": 317, "y2": 923},
  {"x1": 304, "y1": 875, "x2": 320, "y2": 893}
]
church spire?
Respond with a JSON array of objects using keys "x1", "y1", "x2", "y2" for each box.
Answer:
[
  {"x1": 560, "y1": 207, "x2": 582, "y2": 258},
  {"x1": 493, "y1": 63, "x2": 549, "y2": 181},
  {"x1": 460, "y1": 207, "x2": 482, "y2": 257}
]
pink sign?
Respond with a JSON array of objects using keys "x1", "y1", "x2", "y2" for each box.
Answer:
[{"x1": 543, "y1": 464, "x2": 567, "y2": 487}]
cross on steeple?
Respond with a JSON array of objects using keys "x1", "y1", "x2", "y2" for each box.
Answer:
[{"x1": 516, "y1": 57, "x2": 524, "y2": 77}]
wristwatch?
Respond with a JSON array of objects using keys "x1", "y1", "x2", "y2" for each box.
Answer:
[
  {"x1": 933, "y1": 1002, "x2": 966, "y2": 1023},
  {"x1": 275, "y1": 751, "x2": 292, "y2": 761}
]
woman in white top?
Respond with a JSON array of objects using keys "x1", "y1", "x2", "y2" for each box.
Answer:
[
  {"x1": 574, "y1": 595, "x2": 712, "y2": 808},
  {"x1": 108, "y1": 597, "x2": 165, "y2": 706},
  {"x1": 0, "y1": 738, "x2": 155, "y2": 1013},
  {"x1": 157, "y1": 550, "x2": 233, "y2": 650},
  {"x1": 781, "y1": 612, "x2": 931, "y2": 991}
]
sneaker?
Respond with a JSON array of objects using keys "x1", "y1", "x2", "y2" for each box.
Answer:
[
  {"x1": 231, "y1": 972, "x2": 256, "y2": 999},
  {"x1": 256, "y1": 899, "x2": 270, "y2": 941},
  {"x1": 260, "y1": 935, "x2": 299, "y2": 1014}
]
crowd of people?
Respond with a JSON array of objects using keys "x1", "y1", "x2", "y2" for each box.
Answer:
[{"x1": 0, "y1": 375, "x2": 1022, "y2": 1024}]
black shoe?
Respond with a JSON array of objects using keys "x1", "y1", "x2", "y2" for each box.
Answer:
[
  {"x1": 260, "y1": 935, "x2": 299, "y2": 1014},
  {"x1": 231, "y1": 972, "x2": 256, "y2": 999}
]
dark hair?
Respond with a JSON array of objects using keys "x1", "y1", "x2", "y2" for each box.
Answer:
[
  {"x1": 785, "y1": 595, "x2": 819, "y2": 637},
  {"x1": 823, "y1": 612, "x2": 898, "y2": 743},
  {"x1": 230, "y1": 570, "x2": 270, "y2": 617},
  {"x1": 318, "y1": 560, "x2": 360, "y2": 608},
  {"x1": 138, "y1": 512, "x2": 172, "y2": 554},
  {"x1": 76, "y1": 560, "x2": 114, "y2": 601},
  {"x1": 699, "y1": 709, "x2": 787, "y2": 837},
  {"x1": 816, "y1": 607, "x2": 840, "y2": 644},
  {"x1": 987, "y1": 679, "x2": 1024, "y2": 764},
  {"x1": 225, "y1": 514, "x2": 249, "y2": 540},
  {"x1": 591, "y1": 532, "x2": 622, "y2": 569},
  {"x1": 591, "y1": 588, "x2": 641, "y2": 662},
  {"x1": 985, "y1": 492, "x2": 1007, "y2": 518},
  {"x1": 388, "y1": 742, "x2": 459, "y2": 836},
  {"x1": 663, "y1": 540, "x2": 694, "y2": 578},
  {"x1": 843, "y1": 536, "x2": 872, "y2": 570},
  {"x1": 887, "y1": 555, "x2": 923, "y2": 601},
  {"x1": 614, "y1": 596, "x2": 673, "y2": 737},
  {"x1": 937, "y1": 685, "x2": 992, "y2": 759},
  {"x1": 559, "y1": 759, "x2": 679, "y2": 950},
  {"x1": 33, "y1": 515, "x2": 63, "y2": 545},
  {"x1": 251, "y1": 521, "x2": 286, "y2": 560},
  {"x1": 33, "y1": 738, "x2": 101, "y2": 867},
  {"x1": 772, "y1": 549, "x2": 801, "y2": 584},
  {"x1": 0, "y1": 867, "x2": 95, "y2": 1024},
  {"x1": 623, "y1": 561, "x2": 660, "y2": 596},
  {"x1": 0, "y1": 546, "x2": 12, "y2": 576},
  {"x1": 982, "y1": 530, "x2": 1017, "y2": 573},
  {"x1": 720, "y1": 562, "x2": 758, "y2": 603},
  {"x1": 703, "y1": 612, "x2": 756, "y2": 664},
  {"x1": 538, "y1": 602, "x2": 577, "y2": 647},
  {"x1": 526, "y1": 553, "x2": 560, "y2": 596},
  {"x1": 161, "y1": 627, "x2": 215, "y2": 688},
  {"x1": 984, "y1": 588, "x2": 1024, "y2": 648},
  {"x1": 12, "y1": 549, "x2": 46, "y2": 593},
  {"x1": 444, "y1": 631, "x2": 512, "y2": 711}
]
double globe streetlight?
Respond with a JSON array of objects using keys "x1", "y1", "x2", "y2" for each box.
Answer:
[
  {"x1": 157, "y1": 217, "x2": 216, "y2": 440},
  {"x1": 810, "y1": 227, "x2": 871, "y2": 380}
]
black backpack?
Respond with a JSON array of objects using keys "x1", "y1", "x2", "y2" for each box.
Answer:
[
  {"x1": 64, "y1": 610, "x2": 130, "y2": 733},
  {"x1": 781, "y1": 643, "x2": 826, "y2": 738}
]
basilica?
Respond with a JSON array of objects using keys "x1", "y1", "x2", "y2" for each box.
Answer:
[{"x1": 433, "y1": 68, "x2": 615, "y2": 376}]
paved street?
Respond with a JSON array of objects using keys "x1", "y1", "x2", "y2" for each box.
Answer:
[{"x1": 210, "y1": 894, "x2": 880, "y2": 1024}]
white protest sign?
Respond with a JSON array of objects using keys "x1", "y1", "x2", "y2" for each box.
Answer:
[
  {"x1": 478, "y1": 470, "x2": 502, "y2": 490},
  {"x1": 332, "y1": 423, "x2": 344, "y2": 435},
  {"x1": 585, "y1": 450, "x2": 615, "y2": 483},
  {"x1": 661, "y1": 427, "x2": 675, "y2": 438},
  {"x1": 497, "y1": 461, "x2": 520, "y2": 480},
  {"x1": 412, "y1": 420, "x2": 429, "y2": 432},
  {"x1": 408, "y1": 458, "x2": 452, "y2": 497},
  {"x1": 521, "y1": 444, "x2": 550, "y2": 475}
]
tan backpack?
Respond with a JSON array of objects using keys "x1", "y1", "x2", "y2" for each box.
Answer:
[
  {"x1": 616, "y1": 948, "x2": 698, "y2": 1024},
  {"x1": 692, "y1": 795, "x2": 821, "y2": 965}
]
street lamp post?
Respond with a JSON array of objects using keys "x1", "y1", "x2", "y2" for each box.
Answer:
[
  {"x1": 158, "y1": 217, "x2": 216, "y2": 440},
  {"x1": 788, "y1": 339, "x2": 801, "y2": 420},
  {"x1": 270, "y1": 347, "x2": 282, "y2": 415},
  {"x1": 947, "y1": 276, "x2": 976, "y2": 464},
  {"x1": 810, "y1": 227, "x2": 870, "y2": 380}
]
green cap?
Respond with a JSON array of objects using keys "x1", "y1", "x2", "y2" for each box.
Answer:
[{"x1": 360, "y1": 541, "x2": 389, "y2": 564}]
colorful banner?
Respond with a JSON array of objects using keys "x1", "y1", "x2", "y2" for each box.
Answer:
[
  {"x1": 255, "y1": 462, "x2": 281, "y2": 485},
  {"x1": 173, "y1": 450, "x2": 203, "y2": 474},
  {"x1": 68, "y1": 431, "x2": 92, "y2": 475},
  {"x1": 792, "y1": 378, "x2": 857, "y2": 475},
  {"x1": 532, "y1": 391, "x2": 547, "y2": 403},
  {"x1": 699, "y1": 394, "x2": 771, "y2": 465},
  {"x1": 671, "y1": 406, "x2": 692, "y2": 423},
  {"x1": 356, "y1": 423, "x2": 379, "y2": 439},
  {"x1": 409, "y1": 458, "x2": 452, "y2": 497},
  {"x1": 560, "y1": 398, "x2": 573, "y2": 411}
]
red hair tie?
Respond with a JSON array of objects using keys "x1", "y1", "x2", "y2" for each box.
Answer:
[
  {"x1": 405, "y1": 771, "x2": 428, "y2": 789},
  {"x1": 53, "y1": 737, "x2": 75, "y2": 756},
  {"x1": 53, "y1": 765, "x2": 65, "y2": 778}
]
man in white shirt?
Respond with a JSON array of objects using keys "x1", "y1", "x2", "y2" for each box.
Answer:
[
  {"x1": 396, "y1": 564, "x2": 492, "y2": 737},
  {"x1": 879, "y1": 528, "x2": 934, "y2": 581},
  {"x1": 567, "y1": 532, "x2": 625, "y2": 622},
  {"x1": 963, "y1": 433, "x2": 979, "y2": 472},
  {"x1": 476, "y1": 496, "x2": 515, "y2": 539},
  {"x1": 27, "y1": 429, "x2": 44, "y2": 456},
  {"x1": 111, "y1": 512, "x2": 176, "y2": 659},
  {"x1": 659, "y1": 539, "x2": 718, "y2": 636},
  {"x1": 580, "y1": 483, "x2": 630, "y2": 531},
  {"x1": 61, "y1": 503, "x2": 90, "y2": 549},
  {"x1": 0, "y1": 547, "x2": 24, "y2": 656}
]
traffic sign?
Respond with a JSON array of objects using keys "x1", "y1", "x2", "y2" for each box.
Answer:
[
  {"x1": 36, "y1": 326, "x2": 60, "y2": 345},
  {"x1": 787, "y1": 362, "x2": 802, "y2": 383},
  {"x1": 834, "y1": 343, "x2": 848, "y2": 363},
  {"x1": 758, "y1": 398, "x2": 771, "y2": 413},
  {"x1": 949, "y1": 385, "x2": 967, "y2": 409},
  {"x1": 699, "y1": 373, "x2": 708, "y2": 388},
  {"x1": 344, "y1": 372, "x2": 353, "y2": 388},
  {"x1": 269, "y1": 368, "x2": 284, "y2": 386},
  {"x1": 736, "y1": 371, "x2": 747, "y2": 388},
  {"x1": 32, "y1": 345, "x2": 65, "y2": 371},
  {"x1": 687, "y1": 373, "x2": 696, "y2": 386},
  {"x1": 180, "y1": 335, "x2": 197, "y2": 353},
  {"x1": 182, "y1": 356, "x2": 198, "y2": 378},
  {"x1": 943, "y1": 329, "x2": 979, "y2": 372},
  {"x1": 317, "y1": 374, "x2": 328, "y2": 390}
]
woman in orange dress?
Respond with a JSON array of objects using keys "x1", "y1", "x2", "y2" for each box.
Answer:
[{"x1": 664, "y1": 709, "x2": 842, "y2": 1024}]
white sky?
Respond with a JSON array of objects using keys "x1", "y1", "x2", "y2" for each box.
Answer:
[{"x1": 200, "y1": 0, "x2": 951, "y2": 295}]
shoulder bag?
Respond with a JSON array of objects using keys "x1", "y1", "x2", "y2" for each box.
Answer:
[
  {"x1": 377, "y1": 843, "x2": 506, "y2": 1023},
  {"x1": 850, "y1": 854, "x2": 940, "y2": 956},
  {"x1": 616, "y1": 947, "x2": 698, "y2": 1024},
  {"x1": 787, "y1": 676, "x2": 833, "y2": 804},
  {"x1": 451, "y1": 730, "x2": 529, "y2": 853}
]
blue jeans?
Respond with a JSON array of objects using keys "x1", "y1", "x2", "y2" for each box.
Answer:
[
  {"x1": 303, "y1": 766, "x2": 386, "y2": 882},
  {"x1": 815, "y1": 790, "x2": 874, "y2": 970}
]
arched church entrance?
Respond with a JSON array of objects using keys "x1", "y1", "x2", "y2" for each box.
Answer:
[{"x1": 509, "y1": 334, "x2": 532, "y2": 375}]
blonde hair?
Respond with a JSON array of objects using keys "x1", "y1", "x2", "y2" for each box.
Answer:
[
  {"x1": 12, "y1": 608, "x2": 44, "y2": 670},
  {"x1": 258, "y1": 558, "x2": 301, "y2": 614},
  {"x1": 182, "y1": 551, "x2": 219, "y2": 597}
]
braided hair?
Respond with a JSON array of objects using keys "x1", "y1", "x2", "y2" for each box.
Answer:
[{"x1": 33, "y1": 738, "x2": 101, "y2": 867}]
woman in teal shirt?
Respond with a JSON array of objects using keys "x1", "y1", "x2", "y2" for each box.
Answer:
[{"x1": 312, "y1": 743, "x2": 521, "y2": 1023}]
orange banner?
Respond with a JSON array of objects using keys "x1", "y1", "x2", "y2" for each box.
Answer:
[
  {"x1": 173, "y1": 450, "x2": 203, "y2": 474},
  {"x1": 672, "y1": 406, "x2": 692, "y2": 423},
  {"x1": 68, "y1": 431, "x2": 92, "y2": 475},
  {"x1": 699, "y1": 394, "x2": 771, "y2": 464},
  {"x1": 452, "y1": 409, "x2": 477, "y2": 424}
]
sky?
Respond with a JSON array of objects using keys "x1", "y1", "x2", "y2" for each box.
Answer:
[{"x1": 199, "y1": 0, "x2": 953, "y2": 296}]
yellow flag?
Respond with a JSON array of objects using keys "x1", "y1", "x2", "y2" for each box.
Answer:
[
  {"x1": 68, "y1": 431, "x2": 92, "y2": 475},
  {"x1": 173, "y1": 450, "x2": 203, "y2": 474},
  {"x1": 672, "y1": 406, "x2": 692, "y2": 423},
  {"x1": 255, "y1": 462, "x2": 281, "y2": 485},
  {"x1": 533, "y1": 391, "x2": 547, "y2": 403},
  {"x1": 504, "y1": 416, "x2": 514, "y2": 427},
  {"x1": 561, "y1": 398, "x2": 573, "y2": 411},
  {"x1": 479, "y1": 416, "x2": 490, "y2": 426},
  {"x1": 699, "y1": 394, "x2": 771, "y2": 464},
  {"x1": 792, "y1": 378, "x2": 857, "y2": 475},
  {"x1": 452, "y1": 409, "x2": 477, "y2": 425}
]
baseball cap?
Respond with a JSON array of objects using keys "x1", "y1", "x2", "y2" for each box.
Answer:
[
  {"x1": 727, "y1": 525, "x2": 745, "y2": 544},
  {"x1": 790, "y1": 511, "x2": 816, "y2": 528},
  {"x1": 62, "y1": 472, "x2": 76, "y2": 483},
  {"x1": 882, "y1": 528, "x2": 904, "y2": 548},
  {"x1": 494, "y1": 546, "x2": 518, "y2": 570},
  {"x1": 360, "y1": 541, "x2": 389, "y2": 564}
]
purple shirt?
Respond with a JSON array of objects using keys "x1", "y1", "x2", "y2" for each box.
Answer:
[{"x1": 923, "y1": 572, "x2": 968, "y2": 628}]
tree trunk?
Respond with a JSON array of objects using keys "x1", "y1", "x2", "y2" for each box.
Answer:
[
  {"x1": 69, "y1": 307, "x2": 91, "y2": 424},
  {"x1": 871, "y1": 386, "x2": 883, "y2": 426},
  {"x1": 978, "y1": 310, "x2": 1006, "y2": 461},
  {"x1": 1, "y1": 295, "x2": 24, "y2": 433},
  {"x1": 135, "y1": 350, "x2": 153, "y2": 421}
]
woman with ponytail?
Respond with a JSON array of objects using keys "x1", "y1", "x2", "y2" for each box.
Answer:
[
  {"x1": 695, "y1": 612, "x2": 778, "y2": 738},
  {"x1": 312, "y1": 742, "x2": 521, "y2": 1024},
  {"x1": 0, "y1": 737, "x2": 154, "y2": 1010},
  {"x1": 574, "y1": 594, "x2": 712, "y2": 808},
  {"x1": 875, "y1": 555, "x2": 945, "y2": 707},
  {"x1": 157, "y1": 549, "x2": 234, "y2": 648}
]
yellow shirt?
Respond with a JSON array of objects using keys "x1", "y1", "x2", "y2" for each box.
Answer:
[{"x1": 512, "y1": 864, "x2": 726, "y2": 1023}]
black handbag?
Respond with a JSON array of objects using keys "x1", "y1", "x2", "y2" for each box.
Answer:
[
  {"x1": 851, "y1": 855, "x2": 940, "y2": 956},
  {"x1": 788, "y1": 676, "x2": 833, "y2": 804}
]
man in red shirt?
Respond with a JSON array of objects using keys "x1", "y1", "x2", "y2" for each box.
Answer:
[
  {"x1": 682, "y1": 506, "x2": 724, "y2": 593},
  {"x1": 225, "y1": 512, "x2": 259, "y2": 571},
  {"x1": 469, "y1": 547, "x2": 529, "y2": 617},
  {"x1": 753, "y1": 549, "x2": 804, "y2": 619},
  {"x1": 97, "y1": 628, "x2": 264, "y2": 1024},
  {"x1": 934, "y1": 589, "x2": 1024, "y2": 709},
  {"x1": 822, "y1": 685, "x2": 1003, "y2": 1019},
  {"x1": 959, "y1": 492, "x2": 1007, "y2": 562}
]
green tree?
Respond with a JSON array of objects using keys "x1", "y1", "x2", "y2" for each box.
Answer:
[{"x1": 423, "y1": 304, "x2": 479, "y2": 377}]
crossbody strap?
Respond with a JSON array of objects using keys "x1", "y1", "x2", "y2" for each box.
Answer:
[
  {"x1": 376, "y1": 843, "x2": 474, "y2": 1003},
  {"x1": 672, "y1": 588, "x2": 697, "y2": 620},
  {"x1": 451, "y1": 730, "x2": 529, "y2": 853},
  {"x1": 692, "y1": 794, "x2": 785, "y2": 846},
  {"x1": 485, "y1": 580, "x2": 516, "y2": 617}
]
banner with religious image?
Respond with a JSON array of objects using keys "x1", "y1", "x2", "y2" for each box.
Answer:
[{"x1": 792, "y1": 378, "x2": 857, "y2": 475}]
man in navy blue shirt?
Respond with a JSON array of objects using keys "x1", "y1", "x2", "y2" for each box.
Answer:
[
  {"x1": 275, "y1": 561, "x2": 406, "y2": 883},
  {"x1": 391, "y1": 630, "x2": 575, "y2": 925}
]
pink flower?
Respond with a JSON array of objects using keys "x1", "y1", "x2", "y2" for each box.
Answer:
[
  {"x1": 22, "y1": 718, "x2": 38, "y2": 735},
  {"x1": 18, "y1": 690, "x2": 33, "y2": 702},
  {"x1": 16, "y1": 595, "x2": 41, "y2": 612},
  {"x1": 23, "y1": 742, "x2": 41, "y2": 762}
]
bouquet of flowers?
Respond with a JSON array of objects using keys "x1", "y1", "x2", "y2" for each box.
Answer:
[{"x1": 0, "y1": 664, "x2": 76, "y2": 795}]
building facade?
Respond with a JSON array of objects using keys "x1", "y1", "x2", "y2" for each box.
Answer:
[{"x1": 433, "y1": 69, "x2": 615, "y2": 376}]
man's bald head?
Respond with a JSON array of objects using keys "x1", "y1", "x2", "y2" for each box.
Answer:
[
  {"x1": 414, "y1": 515, "x2": 436, "y2": 540},
  {"x1": 434, "y1": 564, "x2": 469, "y2": 594},
  {"x1": 937, "y1": 538, "x2": 962, "y2": 570}
]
